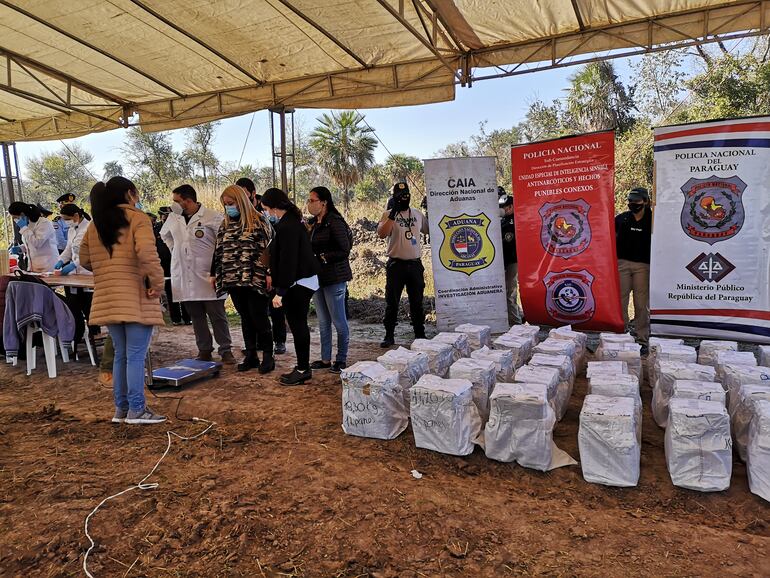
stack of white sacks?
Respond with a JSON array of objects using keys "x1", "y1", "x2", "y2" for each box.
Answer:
[
  {"x1": 410, "y1": 339, "x2": 454, "y2": 377},
  {"x1": 454, "y1": 323, "x2": 492, "y2": 351},
  {"x1": 471, "y1": 346, "x2": 514, "y2": 382},
  {"x1": 697, "y1": 340, "x2": 738, "y2": 367},
  {"x1": 594, "y1": 333, "x2": 642, "y2": 385},
  {"x1": 651, "y1": 361, "x2": 716, "y2": 427},
  {"x1": 549, "y1": 326, "x2": 588, "y2": 373},
  {"x1": 649, "y1": 343, "x2": 697, "y2": 390},
  {"x1": 747, "y1": 400, "x2": 770, "y2": 502},
  {"x1": 714, "y1": 350, "x2": 757, "y2": 383},
  {"x1": 449, "y1": 357, "x2": 496, "y2": 422},
  {"x1": 376, "y1": 347, "x2": 429, "y2": 410}
]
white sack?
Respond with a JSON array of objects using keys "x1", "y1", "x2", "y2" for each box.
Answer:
[
  {"x1": 665, "y1": 398, "x2": 732, "y2": 492},
  {"x1": 484, "y1": 382, "x2": 576, "y2": 471},
  {"x1": 599, "y1": 333, "x2": 635, "y2": 348},
  {"x1": 759, "y1": 346, "x2": 770, "y2": 368},
  {"x1": 548, "y1": 326, "x2": 587, "y2": 371},
  {"x1": 731, "y1": 384, "x2": 770, "y2": 461},
  {"x1": 492, "y1": 333, "x2": 533, "y2": 369},
  {"x1": 471, "y1": 346, "x2": 514, "y2": 382},
  {"x1": 410, "y1": 339, "x2": 454, "y2": 377},
  {"x1": 747, "y1": 400, "x2": 770, "y2": 503},
  {"x1": 652, "y1": 362, "x2": 717, "y2": 428},
  {"x1": 649, "y1": 337, "x2": 684, "y2": 365},
  {"x1": 579, "y1": 395, "x2": 640, "y2": 487},
  {"x1": 454, "y1": 323, "x2": 491, "y2": 350},
  {"x1": 596, "y1": 343, "x2": 642, "y2": 384},
  {"x1": 586, "y1": 361, "x2": 628, "y2": 378},
  {"x1": 432, "y1": 332, "x2": 471, "y2": 361},
  {"x1": 340, "y1": 362, "x2": 407, "y2": 440},
  {"x1": 506, "y1": 323, "x2": 541, "y2": 344},
  {"x1": 722, "y1": 365, "x2": 770, "y2": 413},
  {"x1": 528, "y1": 353, "x2": 575, "y2": 420},
  {"x1": 514, "y1": 365, "x2": 561, "y2": 415},
  {"x1": 449, "y1": 358, "x2": 496, "y2": 422},
  {"x1": 671, "y1": 380, "x2": 726, "y2": 405},
  {"x1": 697, "y1": 340, "x2": 738, "y2": 367},
  {"x1": 533, "y1": 338, "x2": 579, "y2": 371},
  {"x1": 586, "y1": 376, "x2": 642, "y2": 440},
  {"x1": 715, "y1": 350, "x2": 757, "y2": 383},
  {"x1": 377, "y1": 347, "x2": 430, "y2": 409},
  {"x1": 649, "y1": 344, "x2": 698, "y2": 388},
  {"x1": 410, "y1": 375, "x2": 481, "y2": 456}
]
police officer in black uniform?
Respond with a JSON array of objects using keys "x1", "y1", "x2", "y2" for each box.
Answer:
[{"x1": 499, "y1": 188, "x2": 522, "y2": 326}]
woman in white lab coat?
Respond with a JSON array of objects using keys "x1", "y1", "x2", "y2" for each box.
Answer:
[
  {"x1": 7, "y1": 202, "x2": 59, "y2": 272},
  {"x1": 55, "y1": 203, "x2": 98, "y2": 348}
]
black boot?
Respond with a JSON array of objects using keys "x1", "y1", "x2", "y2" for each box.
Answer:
[
  {"x1": 380, "y1": 330, "x2": 395, "y2": 348},
  {"x1": 237, "y1": 351, "x2": 259, "y2": 372},
  {"x1": 414, "y1": 327, "x2": 426, "y2": 340},
  {"x1": 259, "y1": 350, "x2": 275, "y2": 374}
]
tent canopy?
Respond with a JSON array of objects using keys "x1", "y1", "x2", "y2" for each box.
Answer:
[{"x1": 0, "y1": 0, "x2": 766, "y2": 141}]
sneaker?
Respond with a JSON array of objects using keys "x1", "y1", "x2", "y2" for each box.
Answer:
[
  {"x1": 380, "y1": 335, "x2": 395, "y2": 348},
  {"x1": 196, "y1": 351, "x2": 213, "y2": 362},
  {"x1": 112, "y1": 408, "x2": 128, "y2": 424},
  {"x1": 220, "y1": 351, "x2": 236, "y2": 364},
  {"x1": 310, "y1": 360, "x2": 332, "y2": 370},
  {"x1": 274, "y1": 342, "x2": 287, "y2": 355},
  {"x1": 330, "y1": 362, "x2": 347, "y2": 374},
  {"x1": 280, "y1": 367, "x2": 312, "y2": 386},
  {"x1": 125, "y1": 406, "x2": 166, "y2": 425}
]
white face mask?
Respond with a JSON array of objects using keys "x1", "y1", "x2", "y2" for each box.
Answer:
[{"x1": 170, "y1": 201, "x2": 184, "y2": 215}]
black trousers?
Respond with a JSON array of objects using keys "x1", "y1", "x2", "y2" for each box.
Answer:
[
  {"x1": 229, "y1": 287, "x2": 273, "y2": 355},
  {"x1": 269, "y1": 299, "x2": 287, "y2": 344},
  {"x1": 63, "y1": 287, "x2": 99, "y2": 346},
  {"x1": 165, "y1": 278, "x2": 190, "y2": 323},
  {"x1": 383, "y1": 258, "x2": 425, "y2": 336},
  {"x1": 282, "y1": 285, "x2": 314, "y2": 371}
]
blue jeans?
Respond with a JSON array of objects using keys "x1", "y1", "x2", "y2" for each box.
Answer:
[
  {"x1": 108, "y1": 323, "x2": 154, "y2": 412},
  {"x1": 313, "y1": 282, "x2": 349, "y2": 363}
]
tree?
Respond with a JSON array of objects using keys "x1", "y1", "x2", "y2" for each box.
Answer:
[
  {"x1": 565, "y1": 61, "x2": 635, "y2": 134},
  {"x1": 102, "y1": 161, "x2": 124, "y2": 180},
  {"x1": 25, "y1": 143, "x2": 94, "y2": 204},
  {"x1": 518, "y1": 100, "x2": 565, "y2": 143},
  {"x1": 183, "y1": 122, "x2": 220, "y2": 183},
  {"x1": 354, "y1": 164, "x2": 390, "y2": 203},
  {"x1": 122, "y1": 127, "x2": 181, "y2": 201},
  {"x1": 614, "y1": 122, "x2": 654, "y2": 212},
  {"x1": 309, "y1": 111, "x2": 377, "y2": 210},
  {"x1": 632, "y1": 49, "x2": 687, "y2": 122}
]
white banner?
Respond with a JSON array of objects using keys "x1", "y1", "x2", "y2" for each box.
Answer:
[
  {"x1": 424, "y1": 157, "x2": 508, "y2": 333},
  {"x1": 651, "y1": 116, "x2": 770, "y2": 343}
]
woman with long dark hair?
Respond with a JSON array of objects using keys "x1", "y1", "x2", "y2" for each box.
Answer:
[
  {"x1": 79, "y1": 176, "x2": 166, "y2": 425},
  {"x1": 306, "y1": 186, "x2": 352, "y2": 373},
  {"x1": 261, "y1": 188, "x2": 320, "y2": 385},
  {"x1": 211, "y1": 185, "x2": 274, "y2": 373},
  {"x1": 7, "y1": 201, "x2": 59, "y2": 272},
  {"x1": 55, "y1": 203, "x2": 98, "y2": 350}
]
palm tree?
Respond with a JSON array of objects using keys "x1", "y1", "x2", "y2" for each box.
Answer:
[
  {"x1": 309, "y1": 111, "x2": 377, "y2": 210},
  {"x1": 566, "y1": 61, "x2": 635, "y2": 134}
]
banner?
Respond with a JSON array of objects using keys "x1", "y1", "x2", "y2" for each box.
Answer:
[
  {"x1": 424, "y1": 157, "x2": 508, "y2": 333},
  {"x1": 511, "y1": 131, "x2": 624, "y2": 331},
  {"x1": 650, "y1": 116, "x2": 770, "y2": 343}
]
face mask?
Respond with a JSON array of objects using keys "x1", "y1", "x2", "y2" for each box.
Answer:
[
  {"x1": 171, "y1": 201, "x2": 184, "y2": 215},
  {"x1": 135, "y1": 201, "x2": 143, "y2": 210},
  {"x1": 225, "y1": 205, "x2": 240, "y2": 218},
  {"x1": 395, "y1": 194, "x2": 410, "y2": 211},
  {"x1": 628, "y1": 203, "x2": 644, "y2": 213},
  {"x1": 268, "y1": 214, "x2": 278, "y2": 224}
]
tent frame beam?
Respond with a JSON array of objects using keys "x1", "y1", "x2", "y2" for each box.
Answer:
[
  {"x1": 274, "y1": 0, "x2": 369, "y2": 68},
  {"x1": 126, "y1": 0, "x2": 265, "y2": 86},
  {"x1": 0, "y1": 0, "x2": 184, "y2": 98}
]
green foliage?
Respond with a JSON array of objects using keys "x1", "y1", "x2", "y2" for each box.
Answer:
[
  {"x1": 353, "y1": 164, "x2": 390, "y2": 203},
  {"x1": 122, "y1": 127, "x2": 185, "y2": 202},
  {"x1": 565, "y1": 61, "x2": 636, "y2": 134},
  {"x1": 102, "y1": 161, "x2": 124, "y2": 180},
  {"x1": 614, "y1": 122, "x2": 654, "y2": 212},
  {"x1": 183, "y1": 122, "x2": 220, "y2": 184},
  {"x1": 631, "y1": 49, "x2": 687, "y2": 122},
  {"x1": 309, "y1": 111, "x2": 377, "y2": 210},
  {"x1": 518, "y1": 100, "x2": 567, "y2": 143},
  {"x1": 25, "y1": 143, "x2": 94, "y2": 205}
]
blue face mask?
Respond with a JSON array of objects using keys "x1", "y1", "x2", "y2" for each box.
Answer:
[
  {"x1": 268, "y1": 214, "x2": 278, "y2": 224},
  {"x1": 134, "y1": 201, "x2": 143, "y2": 210},
  {"x1": 225, "y1": 205, "x2": 240, "y2": 218}
]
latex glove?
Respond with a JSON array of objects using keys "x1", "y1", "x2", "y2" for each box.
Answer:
[
  {"x1": 60, "y1": 262, "x2": 76, "y2": 275},
  {"x1": 54, "y1": 260, "x2": 64, "y2": 270},
  {"x1": 9, "y1": 246, "x2": 23, "y2": 256},
  {"x1": 272, "y1": 294, "x2": 283, "y2": 309},
  {"x1": 15, "y1": 216, "x2": 29, "y2": 229}
]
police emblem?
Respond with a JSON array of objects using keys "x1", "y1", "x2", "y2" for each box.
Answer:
[
  {"x1": 195, "y1": 229, "x2": 205, "y2": 238},
  {"x1": 438, "y1": 213, "x2": 495, "y2": 276},
  {"x1": 543, "y1": 269, "x2": 595, "y2": 324},
  {"x1": 538, "y1": 199, "x2": 591, "y2": 258},
  {"x1": 680, "y1": 175, "x2": 745, "y2": 244}
]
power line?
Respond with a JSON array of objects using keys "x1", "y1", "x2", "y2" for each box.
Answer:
[
  {"x1": 237, "y1": 112, "x2": 257, "y2": 169},
  {"x1": 58, "y1": 139, "x2": 98, "y2": 181}
]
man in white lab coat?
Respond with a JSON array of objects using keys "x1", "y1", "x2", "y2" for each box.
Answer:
[{"x1": 161, "y1": 184, "x2": 234, "y2": 363}]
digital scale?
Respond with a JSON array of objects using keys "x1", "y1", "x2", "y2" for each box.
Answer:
[{"x1": 147, "y1": 358, "x2": 222, "y2": 389}]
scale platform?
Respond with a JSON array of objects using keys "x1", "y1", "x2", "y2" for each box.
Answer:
[{"x1": 149, "y1": 358, "x2": 222, "y2": 388}]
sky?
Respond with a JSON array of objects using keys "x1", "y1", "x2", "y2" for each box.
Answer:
[{"x1": 14, "y1": 58, "x2": 639, "y2": 180}]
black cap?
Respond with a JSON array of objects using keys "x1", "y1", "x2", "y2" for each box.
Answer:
[
  {"x1": 499, "y1": 195, "x2": 513, "y2": 208},
  {"x1": 497, "y1": 185, "x2": 506, "y2": 197},
  {"x1": 628, "y1": 187, "x2": 649, "y2": 202},
  {"x1": 393, "y1": 182, "x2": 409, "y2": 195},
  {"x1": 56, "y1": 193, "x2": 76, "y2": 203}
]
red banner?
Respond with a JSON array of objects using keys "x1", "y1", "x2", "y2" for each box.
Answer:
[{"x1": 511, "y1": 131, "x2": 624, "y2": 331}]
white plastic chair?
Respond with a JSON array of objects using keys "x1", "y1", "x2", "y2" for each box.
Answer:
[
  {"x1": 58, "y1": 335, "x2": 96, "y2": 366},
  {"x1": 22, "y1": 322, "x2": 59, "y2": 378}
]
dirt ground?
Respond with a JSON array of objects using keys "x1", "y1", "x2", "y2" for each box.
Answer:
[{"x1": 1, "y1": 322, "x2": 768, "y2": 578}]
